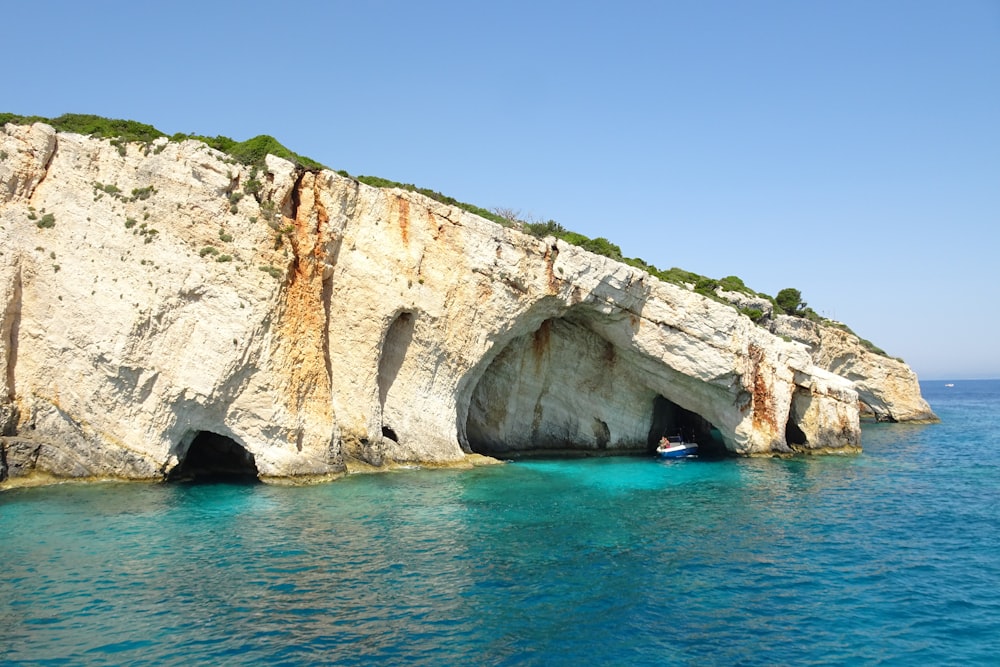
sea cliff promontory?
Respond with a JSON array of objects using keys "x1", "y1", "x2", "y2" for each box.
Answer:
[{"x1": 0, "y1": 120, "x2": 936, "y2": 486}]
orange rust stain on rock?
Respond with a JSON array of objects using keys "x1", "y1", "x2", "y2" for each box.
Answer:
[
  {"x1": 747, "y1": 343, "x2": 778, "y2": 432},
  {"x1": 396, "y1": 196, "x2": 410, "y2": 245},
  {"x1": 311, "y1": 189, "x2": 330, "y2": 261},
  {"x1": 271, "y1": 177, "x2": 333, "y2": 422},
  {"x1": 532, "y1": 319, "x2": 552, "y2": 372}
]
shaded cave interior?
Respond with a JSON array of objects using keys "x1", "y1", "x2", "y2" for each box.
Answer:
[
  {"x1": 464, "y1": 315, "x2": 728, "y2": 457},
  {"x1": 167, "y1": 431, "x2": 259, "y2": 482},
  {"x1": 377, "y1": 311, "x2": 414, "y2": 449},
  {"x1": 648, "y1": 395, "x2": 727, "y2": 456}
]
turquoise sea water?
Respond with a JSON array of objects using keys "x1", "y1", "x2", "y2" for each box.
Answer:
[{"x1": 2, "y1": 381, "x2": 999, "y2": 666}]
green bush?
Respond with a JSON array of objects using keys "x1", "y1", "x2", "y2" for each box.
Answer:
[
  {"x1": 2, "y1": 113, "x2": 325, "y2": 171},
  {"x1": 94, "y1": 182, "x2": 122, "y2": 196},
  {"x1": 695, "y1": 277, "x2": 719, "y2": 293},
  {"x1": 719, "y1": 275, "x2": 753, "y2": 294},
  {"x1": 36, "y1": 212, "x2": 55, "y2": 228},
  {"x1": 259, "y1": 265, "x2": 283, "y2": 279},
  {"x1": 776, "y1": 288, "x2": 806, "y2": 316},
  {"x1": 524, "y1": 219, "x2": 567, "y2": 238},
  {"x1": 187, "y1": 134, "x2": 326, "y2": 170},
  {"x1": 243, "y1": 178, "x2": 262, "y2": 197},
  {"x1": 579, "y1": 237, "x2": 623, "y2": 261},
  {"x1": 130, "y1": 186, "x2": 155, "y2": 201},
  {"x1": 59, "y1": 115, "x2": 162, "y2": 143}
]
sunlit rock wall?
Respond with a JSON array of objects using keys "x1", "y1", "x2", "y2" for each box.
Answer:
[{"x1": 0, "y1": 122, "x2": 922, "y2": 486}]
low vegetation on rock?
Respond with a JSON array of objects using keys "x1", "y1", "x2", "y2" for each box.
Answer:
[{"x1": 1, "y1": 111, "x2": 887, "y2": 356}]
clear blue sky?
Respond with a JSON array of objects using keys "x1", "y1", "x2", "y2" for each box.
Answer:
[{"x1": 5, "y1": 1, "x2": 998, "y2": 380}]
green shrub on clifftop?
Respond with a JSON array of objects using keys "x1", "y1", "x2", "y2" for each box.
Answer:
[{"x1": 0, "y1": 112, "x2": 325, "y2": 171}]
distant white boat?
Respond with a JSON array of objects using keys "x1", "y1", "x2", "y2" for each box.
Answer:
[{"x1": 945, "y1": 383, "x2": 955, "y2": 388}]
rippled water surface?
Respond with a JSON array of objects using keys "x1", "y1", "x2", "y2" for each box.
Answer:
[{"x1": 3, "y1": 381, "x2": 999, "y2": 665}]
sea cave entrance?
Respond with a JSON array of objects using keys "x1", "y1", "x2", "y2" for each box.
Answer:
[
  {"x1": 168, "y1": 431, "x2": 259, "y2": 482},
  {"x1": 464, "y1": 316, "x2": 727, "y2": 457},
  {"x1": 648, "y1": 395, "x2": 727, "y2": 456}
]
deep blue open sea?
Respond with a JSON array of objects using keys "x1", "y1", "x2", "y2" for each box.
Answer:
[{"x1": 3, "y1": 380, "x2": 999, "y2": 666}]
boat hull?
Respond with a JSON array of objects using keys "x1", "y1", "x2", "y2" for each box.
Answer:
[{"x1": 657, "y1": 444, "x2": 698, "y2": 459}]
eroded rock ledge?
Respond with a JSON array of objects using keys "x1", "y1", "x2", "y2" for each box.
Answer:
[{"x1": 0, "y1": 123, "x2": 935, "y2": 487}]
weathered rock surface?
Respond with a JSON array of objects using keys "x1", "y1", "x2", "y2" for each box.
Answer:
[
  {"x1": 770, "y1": 315, "x2": 937, "y2": 422},
  {"x1": 0, "y1": 123, "x2": 932, "y2": 486}
]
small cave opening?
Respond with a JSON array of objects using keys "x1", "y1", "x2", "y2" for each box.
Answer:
[
  {"x1": 381, "y1": 425, "x2": 399, "y2": 443},
  {"x1": 786, "y1": 388, "x2": 811, "y2": 446},
  {"x1": 648, "y1": 395, "x2": 727, "y2": 457},
  {"x1": 168, "y1": 431, "x2": 259, "y2": 483},
  {"x1": 785, "y1": 416, "x2": 808, "y2": 447}
]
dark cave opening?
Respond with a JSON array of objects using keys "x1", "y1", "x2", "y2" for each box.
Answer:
[
  {"x1": 168, "y1": 431, "x2": 259, "y2": 483},
  {"x1": 785, "y1": 416, "x2": 808, "y2": 447},
  {"x1": 648, "y1": 395, "x2": 727, "y2": 457}
]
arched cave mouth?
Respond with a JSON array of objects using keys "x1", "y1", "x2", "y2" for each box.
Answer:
[
  {"x1": 465, "y1": 316, "x2": 728, "y2": 458},
  {"x1": 648, "y1": 396, "x2": 728, "y2": 458},
  {"x1": 167, "y1": 431, "x2": 260, "y2": 483}
]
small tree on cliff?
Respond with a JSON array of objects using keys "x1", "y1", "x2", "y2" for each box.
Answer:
[{"x1": 776, "y1": 288, "x2": 806, "y2": 316}]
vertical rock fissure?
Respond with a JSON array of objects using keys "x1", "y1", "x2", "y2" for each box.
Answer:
[
  {"x1": 270, "y1": 170, "x2": 335, "y2": 448},
  {"x1": 26, "y1": 133, "x2": 57, "y2": 202},
  {"x1": 321, "y1": 272, "x2": 334, "y2": 384},
  {"x1": 2, "y1": 265, "x2": 21, "y2": 403},
  {"x1": 286, "y1": 169, "x2": 304, "y2": 221},
  {"x1": 312, "y1": 177, "x2": 335, "y2": 387}
]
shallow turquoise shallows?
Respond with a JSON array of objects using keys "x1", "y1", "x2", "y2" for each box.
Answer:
[{"x1": 3, "y1": 381, "x2": 999, "y2": 666}]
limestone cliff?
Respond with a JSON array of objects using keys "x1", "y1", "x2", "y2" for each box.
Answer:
[
  {"x1": 713, "y1": 287, "x2": 937, "y2": 423},
  {"x1": 0, "y1": 122, "x2": 931, "y2": 486},
  {"x1": 770, "y1": 316, "x2": 937, "y2": 423}
]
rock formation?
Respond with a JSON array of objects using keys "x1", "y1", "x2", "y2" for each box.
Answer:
[
  {"x1": 770, "y1": 316, "x2": 938, "y2": 423},
  {"x1": 0, "y1": 122, "x2": 935, "y2": 487}
]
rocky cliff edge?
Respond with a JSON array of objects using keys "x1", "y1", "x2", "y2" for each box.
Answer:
[{"x1": 0, "y1": 123, "x2": 935, "y2": 486}]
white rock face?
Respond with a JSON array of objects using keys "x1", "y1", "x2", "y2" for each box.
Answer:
[
  {"x1": 0, "y1": 123, "x2": 928, "y2": 486},
  {"x1": 771, "y1": 315, "x2": 937, "y2": 422}
]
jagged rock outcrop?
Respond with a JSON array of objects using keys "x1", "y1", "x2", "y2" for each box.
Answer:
[
  {"x1": 0, "y1": 122, "x2": 931, "y2": 486},
  {"x1": 710, "y1": 286, "x2": 936, "y2": 423},
  {"x1": 770, "y1": 316, "x2": 937, "y2": 422}
]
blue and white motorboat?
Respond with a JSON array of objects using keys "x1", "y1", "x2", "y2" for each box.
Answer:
[{"x1": 656, "y1": 435, "x2": 698, "y2": 459}]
